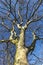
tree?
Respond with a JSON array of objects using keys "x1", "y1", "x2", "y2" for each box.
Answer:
[{"x1": 0, "y1": 0, "x2": 43, "y2": 65}]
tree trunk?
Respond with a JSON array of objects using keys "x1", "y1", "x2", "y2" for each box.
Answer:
[{"x1": 14, "y1": 29, "x2": 29, "y2": 65}]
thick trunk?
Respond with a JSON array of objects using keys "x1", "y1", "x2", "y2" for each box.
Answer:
[{"x1": 14, "y1": 29, "x2": 29, "y2": 65}]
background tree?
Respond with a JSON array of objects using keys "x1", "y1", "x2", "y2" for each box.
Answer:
[{"x1": 0, "y1": 0, "x2": 43, "y2": 65}]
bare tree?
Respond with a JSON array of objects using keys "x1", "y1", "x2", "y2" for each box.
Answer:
[{"x1": 0, "y1": 0, "x2": 43, "y2": 65}]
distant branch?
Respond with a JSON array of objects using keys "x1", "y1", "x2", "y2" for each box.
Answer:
[
  {"x1": 24, "y1": 0, "x2": 43, "y2": 29},
  {"x1": 9, "y1": 0, "x2": 11, "y2": 12},
  {"x1": 26, "y1": 27, "x2": 43, "y2": 55},
  {"x1": 0, "y1": 20, "x2": 10, "y2": 31},
  {"x1": 32, "y1": 53, "x2": 43, "y2": 62},
  {"x1": 24, "y1": 15, "x2": 43, "y2": 29},
  {"x1": 31, "y1": 15, "x2": 43, "y2": 22},
  {"x1": 18, "y1": 10, "x2": 23, "y2": 22},
  {"x1": 26, "y1": 0, "x2": 30, "y2": 18},
  {"x1": 27, "y1": 0, "x2": 42, "y2": 22}
]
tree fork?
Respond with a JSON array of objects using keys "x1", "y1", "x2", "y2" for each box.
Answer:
[{"x1": 14, "y1": 28, "x2": 29, "y2": 65}]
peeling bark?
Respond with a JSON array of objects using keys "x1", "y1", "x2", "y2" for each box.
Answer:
[{"x1": 14, "y1": 28, "x2": 29, "y2": 65}]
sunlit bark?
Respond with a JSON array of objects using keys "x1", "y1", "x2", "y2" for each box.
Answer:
[{"x1": 14, "y1": 28, "x2": 29, "y2": 65}]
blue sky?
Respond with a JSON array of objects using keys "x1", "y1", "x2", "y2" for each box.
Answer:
[{"x1": 0, "y1": 0, "x2": 43, "y2": 65}]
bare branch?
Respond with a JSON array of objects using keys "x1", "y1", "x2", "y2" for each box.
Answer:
[
  {"x1": 0, "y1": 0, "x2": 16, "y2": 17},
  {"x1": 9, "y1": 20, "x2": 17, "y2": 40},
  {"x1": 13, "y1": 19, "x2": 22, "y2": 29},
  {"x1": 25, "y1": 25, "x2": 43, "y2": 55},
  {"x1": 26, "y1": 32, "x2": 37, "y2": 55},
  {"x1": 24, "y1": 0, "x2": 43, "y2": 29},
  {"x1": 0, "y1": 19, "x2": 19, "y2": 44},
  {"x1": 0, "y1": 21, "x2": 10, "y2": 31},
  {"x1": 27, "y1": 0, "x2": 42, "y2": 22},
  {"x1": 9, "y1": 19, "x2": 19, "y2": 44},
  {"x1": 0, "y1": 0, "x2": 8, "y2": 8},
  {"x1": 24, "y1": 15, "x2": 43, "y2": 29},
  {"x1": 32, "y1": 53, "x2": 43, "y2": 62},
  {"x1": 26, "y1": 0, "x2": 30, "y2": 18},
  {"x1": 18, "y1": 9, "x2": 23, "y2": 22},
  {"x1": 0, "y1": 39, "x2": 18, "y2": 45},
  {"x1": 31, "y1": 15, "x2": 43, "y2": 22},
  {"x1": 0, "y1": 39, "x2": 10, "y2": 43},
  {"x1": 9, "y1": 0, "x2": 11, "y2": 12}
]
